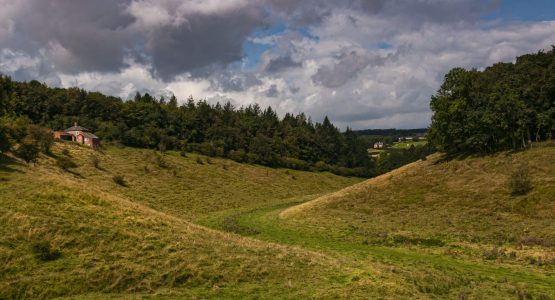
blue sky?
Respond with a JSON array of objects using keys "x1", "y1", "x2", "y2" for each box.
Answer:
[{"x1": 487, "y1": 0, "x2": 555, "y2": 21}]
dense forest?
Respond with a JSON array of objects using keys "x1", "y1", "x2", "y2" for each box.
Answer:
[
  {"x1": 0, "y1": 76, "x2": 377, "y2": 176},
  {"x1": 429, "y1": 47, "x2": 555, "y2": 153}
]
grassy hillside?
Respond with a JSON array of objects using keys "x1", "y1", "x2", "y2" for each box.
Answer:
[
  {"x1": 278, "y1": 142, "x2": 555, "y2": 298},
  {"x1": 0, "y1": 143, "x2": 365, "y2": 299},
  {"x1": 2, "y1": 141, "x2": 555, "y2": 299}
]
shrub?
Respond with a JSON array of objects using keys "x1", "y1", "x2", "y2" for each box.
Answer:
[
  {"x1": 16, "y1": 140, "x2": 39, "y2": 164},
  {"x1": 158, "y1": 142, "x2": 167, "y2": 153},
  {"x1": 62, "y1": 148, "x2": 70, "y2": 156},
  {"x1": 91, "y1": 155, "x2": 101, "y2": 169},
  {"x1": 154, "y1": 153, "x2": 168, "y2": 168},
  {"x1": 196, "y1": 157, "x2": 204, "y2": 165},
  {"x1": 56, "y1": 156, "x2": 77, "y2": 170},
  {"x1": 228, "y1": 149, "x2": 246, "y2": 163},
  {"x1": 509, "y1": 164, "x2": 532, "y2": 195},
  {"x1": 28, "y1": 125, "x2": 54, "y2": 154},
  {"x1": 32, "y1": 241, "x2": 61, "y2": 261},
  {"x1": 112, "y1": 175, "x2": 127, "y2": 187}
]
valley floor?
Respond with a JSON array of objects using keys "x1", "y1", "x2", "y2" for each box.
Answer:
[{"x1": 1, "y1": 142, "x2": 554, "y2": 299}]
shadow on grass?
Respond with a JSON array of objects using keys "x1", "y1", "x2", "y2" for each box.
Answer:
[
  {"x1": 65, "y1": 169, "x2": 85, "y2": 179},
  {"x1": 0, "y1": 153, "x2": 24, "y2": 173}
]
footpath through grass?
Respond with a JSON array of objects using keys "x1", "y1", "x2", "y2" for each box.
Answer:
[{"x1": 205, "y1": 199, "x2": 555, "y2": 299}]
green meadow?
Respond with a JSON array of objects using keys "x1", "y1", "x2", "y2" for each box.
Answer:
[{"x1": 1, "y1": 141, "x2": 554, "y2": 299}]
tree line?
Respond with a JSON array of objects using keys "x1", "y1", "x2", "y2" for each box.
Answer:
[
  {"x1": 0, "y1": 76, "x2": 376, "y2": 177},
  {"x1": 429, "y1": 47, "x2": 555, "y2": 153}
]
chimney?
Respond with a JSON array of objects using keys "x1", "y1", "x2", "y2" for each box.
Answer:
[{"x1": 74, "y1": 122, "x2": 77, "y2": 126}]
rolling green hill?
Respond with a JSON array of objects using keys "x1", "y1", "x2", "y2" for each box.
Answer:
[
  {"x1": 0, "y1": 143, "x2": 364, "y2": 299},
  {"x1": 279, "y1": 142, "x2": 555, "y2": 298},
  {"x1": 2, "y1": 141, "x2": 555, "y2": 299}
]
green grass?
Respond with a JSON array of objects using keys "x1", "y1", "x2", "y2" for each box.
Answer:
[
  {"x1": 0, "y1": 144, "x2": 366, "y2": 299},
  {"x1": 2, "y1": 142, "x2": 555, "y2": 299},
  {"x1": 391, "y1": 140, "x2": 427, "y2": 149},
  {"x1": 278, "y1": 142, "x2": 555, "y2": 298}
]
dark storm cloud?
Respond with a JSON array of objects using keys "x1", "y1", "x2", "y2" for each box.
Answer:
[
  {"x1": 147, "y1": 9, "x2": 266, "y2": 80},
  {"x1": 311, "y1": 50, "x2": 370, "y2": 88},
  {"x1": 265, "y1": 55, "x2": 302, "y2": 73},
  {"x1": 11, "y1": 0, "x2": 134, "y2": 73}
]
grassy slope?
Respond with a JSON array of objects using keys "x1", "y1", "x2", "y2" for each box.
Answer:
[
  {"x1": 277, "y1": 142, "x2": 555, "y2": 298},
  {"x1": 0, "y1": 143, "x2": 364, "y2": 299},
  {"x1": 3, "y1": 142, "x2": 555, "y2": 299}
]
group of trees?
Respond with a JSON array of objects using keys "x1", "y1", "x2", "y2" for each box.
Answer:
[
  {"x1": 0, "y1": 75, "x2": 375, "y2": 176},
  {"x1": 375, "y1": 144, "x2": 435, "y2": 174},
  {"x1": 0, "y1": 116, "x2": 53, "y2": 164},
  {"x1": 429, "y1": 47, "x2": 555, "y2": 153}
]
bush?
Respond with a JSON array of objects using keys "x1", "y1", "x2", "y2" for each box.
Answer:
[
  {"x1": 32, "y1": 241, "x2": 61, "y2": 261},
  {"x1": 56, "y1": 156, "x2": 77, "y2": 170},
  {"x1": 509, "y1": 164, "x2": 532, "y2": 195},
  {"x1": 196, "y1": 157, "x2": 204, "y2": 165},
  {"x1": 16, "y1": 140, "x2": 39, "y2": 164},
  {"x1": 91, "y1": 155, "x2": 101, "y2": 169},
  {"x1": 154, "y1": 153, "x2": 168, "y2": 168},
  {"x1": 228, "y1": 149, "x2": 246, "y2": 163},
  {"x1": 62, "y1": 148, "x2": 70, "y2": 156},
  {"x1": 112, "y1": 175, "x2": 127, "y2": 186},
  {"x1": 28, "y1": 125, "x2": 54, "y2": 154}
]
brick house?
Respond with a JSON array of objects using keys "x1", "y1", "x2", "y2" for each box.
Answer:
[{"x1": 53, "y1": 123, "x2": 100, "y2": 149}]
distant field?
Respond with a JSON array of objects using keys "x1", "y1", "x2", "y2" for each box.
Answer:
[{"x1": 390, "y1": 140, "x2": 427, "y2": 149}]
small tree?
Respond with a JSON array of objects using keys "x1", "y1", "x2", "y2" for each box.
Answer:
[
  {"x1": 509, "y1": 164, "x2": 532, "y2": 195},
  {"x1": 28, "y1": 125, "x2": 54, "y2": 154},
  {"x1": 16, "y1": 140, "x2": 39, "y2": 164}
]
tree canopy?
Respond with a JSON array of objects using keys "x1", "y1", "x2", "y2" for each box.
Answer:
[
  {"x1": 0, "y1": 76, "x2": 375, "y2": 177},
  {"x1": 429, "y1": 47, "x2": 555, "y2": 153}
]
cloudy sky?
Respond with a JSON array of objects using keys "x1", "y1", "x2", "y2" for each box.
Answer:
[{"x1": 1, "y1": 0, "x2": 555, "y2": 129}]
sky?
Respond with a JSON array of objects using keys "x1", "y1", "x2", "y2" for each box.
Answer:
[{"x1": 1, "y1": 0, "x2": 554, "y2": 129}]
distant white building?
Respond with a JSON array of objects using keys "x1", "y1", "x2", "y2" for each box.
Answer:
[{"x1": 373, "y1": 142, "x2": 384, "y2": 149}]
